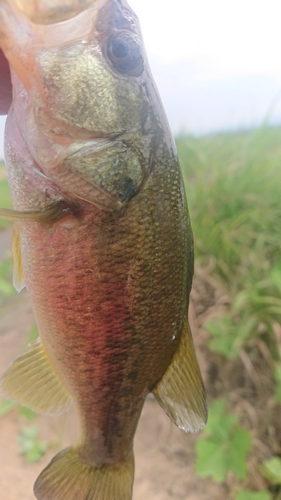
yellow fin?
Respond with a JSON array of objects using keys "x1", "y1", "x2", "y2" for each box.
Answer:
[
  {"x1": 0, "y1": 338, "x2": 71, "y2": 415},
  {"x1": 0, "y1": 203, "x2": 71, "y2": 223},
  {"x1": 34, "y1": 446, "x2": 134, "y2": 500},
  {"x1": 153, "y1": 319, "x2": 207, "y2": 433},
  {"x1": 12, "y1": 223, "x2": 25, "y2": 292}
]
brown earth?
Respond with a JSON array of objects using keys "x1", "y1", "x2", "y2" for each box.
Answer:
[{"x1": 0, "y1": 227, "x2": 227, "y2": 500}]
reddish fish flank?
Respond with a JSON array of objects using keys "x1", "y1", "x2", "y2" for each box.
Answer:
[{"x1": 0, "y1": 1, "x2": 207, "y2": 499}]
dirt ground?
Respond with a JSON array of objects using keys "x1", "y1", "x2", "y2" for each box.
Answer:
[{"x1": 0, "y1": 227, "x2": 226, "y2": 500}]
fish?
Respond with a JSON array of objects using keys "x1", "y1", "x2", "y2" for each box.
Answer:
[{"x1": 0, "y1": 1, "x2": 207, "y2": 499}]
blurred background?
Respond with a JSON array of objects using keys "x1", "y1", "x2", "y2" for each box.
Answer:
[
  {"x1": 1, "y1": 2, "x2": 281, "y2": 500},
  {"x1": 132, "y1": 0, "x2": 281, "y2": 134}
]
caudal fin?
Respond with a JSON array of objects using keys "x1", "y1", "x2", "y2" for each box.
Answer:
[{"x1": 34, "y1": 446, "x2": 134, "y2": 500}]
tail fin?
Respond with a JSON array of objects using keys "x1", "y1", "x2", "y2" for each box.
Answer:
[{"x1": 34, "y1": 446, "x2": 134, "y2": 500}]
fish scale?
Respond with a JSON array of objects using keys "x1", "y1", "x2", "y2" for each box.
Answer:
[{"x1": 0, "y1": 1, "x2": 207, "y2": 499}]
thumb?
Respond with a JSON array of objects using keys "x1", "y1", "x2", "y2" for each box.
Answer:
[{"x1": 0, "y1": 49, "x2": 12, "y2": 115}]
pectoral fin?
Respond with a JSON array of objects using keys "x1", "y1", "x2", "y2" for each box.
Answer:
[
  {"x1": 0, "y1": 338, "x2": 71, "y2": 415},
  {"x1": 12, "y1": 223, "x2": 25, "y2": 292},
  {"x1": 0, "y1": 203, "x2": 71, "y2": 223},
  {"x1": 153, "y1": 319, "x2": 207, "y2": 433}
]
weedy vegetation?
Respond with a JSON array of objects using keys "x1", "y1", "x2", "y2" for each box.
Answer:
[
  {"x1": 0, "y1": 126, "x2": 281, "y2": 497},
  {"x1": 0, "y1": 161, "x2": 13, "y2": 229},
  {"x1": 178, "y1": 125, "x2": 281, "y2": 499},
  {"x1": 0, "y1": 396, "x2": 50, "y2": 463}
]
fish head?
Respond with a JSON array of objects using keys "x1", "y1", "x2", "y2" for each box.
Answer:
[
  {"x1": 36, "y1": 0, "x2": 150, "y2": 141},
  {"x1": 1, "y1": 0, "x2": 174, "y2": 211}
]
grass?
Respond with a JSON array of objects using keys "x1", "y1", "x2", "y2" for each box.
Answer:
[
  {"x1": 0, "y1": 163, "x2": 15, "y2": 302},
  {"x1": 178, "y1": 127, "x2": 281, "y2": 289},
  {"x1": 0, "y1": 161, "x2": 13, "y2": 229},
  {"x1": 177, "y1": 127, "x2": 281, "y2": 357},
  {"x1": 177, "y1": 125, "x2": 281, "y2": 499}
]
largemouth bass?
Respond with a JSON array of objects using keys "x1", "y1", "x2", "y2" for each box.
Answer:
[{"x1": 0, "y1": 1, "x2": 207, "y2": 499}]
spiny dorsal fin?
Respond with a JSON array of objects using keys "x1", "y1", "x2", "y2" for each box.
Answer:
[
  {"x1": 12, "y1": 222, "x2": 25, "y2": 292},
  {"x1": 153, "y1": 319, "x2": 207, "y2": 433},
  {"x1": 0, "y1": 338, "x2": 71, "y2": 415}
]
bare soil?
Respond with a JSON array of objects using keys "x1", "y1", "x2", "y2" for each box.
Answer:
[{"x1": 0, "y1": 227, "x2": 226, "y2": 500}]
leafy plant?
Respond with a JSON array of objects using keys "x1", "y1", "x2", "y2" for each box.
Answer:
[
  {"x1": 205, "y1": 317, "x2": 238, "y2": 358},
  {"x1": 0, "y1": 399, "x2": 38, "y2": 420},
  {"x1": 205, "y1": 315, "x2": 256, "y2": 359},
  {"x1": 260, "y1": 456, "x2": 281, "y2": 485},
  {"x1": 0, "y1": 164, "x2": 13, "y2": 229},
  {"x1": 195, "y1": 399, "x2": 251, "y2": 482},
  {"x1": 0, "y1": 397, "x2": 48, "y2": 463},
  {"x1": 0, "y1": 401, "x2": 48, "y2": 463},
  {"x1": 274, "y1": 364, "x2": 281, "y2": 403},
  {"x1": 25, "y1": 324, "x2": 39, "y2": 345},
  {"x1": 0, "y1": 257, "x2": 14, "y2": 299},
  {"x1": 0, "y1": 398, "x2": 15, "y2": 416},
  {"x1": 235, "y1": 491, "x2": 272, "y2": 500},
  {"x1": 18, "y1": 426, "x2": 48, "y2": 463},
  {"x1": 19, "y1": 406, "x2": 37, "y2": 422}
]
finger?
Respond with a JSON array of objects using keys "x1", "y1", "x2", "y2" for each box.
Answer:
[{"x1": 0, "y1": 48, "x2": 12, "y2": 115}]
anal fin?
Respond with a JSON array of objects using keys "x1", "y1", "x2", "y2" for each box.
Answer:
[
  {"x1": 153, "y1": 319, "x2": 207, "y2": 433},
  {"x1": 0, "y1": 338, "x2": 71, "y2": 415}
]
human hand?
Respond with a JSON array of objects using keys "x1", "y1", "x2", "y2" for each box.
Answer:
[{"x1": 0, "y1": 48, "x2": 12, "y2": 115}]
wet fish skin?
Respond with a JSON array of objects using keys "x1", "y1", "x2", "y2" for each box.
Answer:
[{"x1": 0, "y1": 1, "x2": 207, "y2": 499}]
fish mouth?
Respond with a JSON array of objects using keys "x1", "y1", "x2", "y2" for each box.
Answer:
[
  {"x1": 3, "y1": 0, "x2": 110, "y2": 56},
  {"x1": 8, "y1": 0, "x2": 109, "y2": 26}
]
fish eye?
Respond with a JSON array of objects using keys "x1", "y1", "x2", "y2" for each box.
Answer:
[{"x1": 105, "y1": 32, "x2": 144, "y2": 76}]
